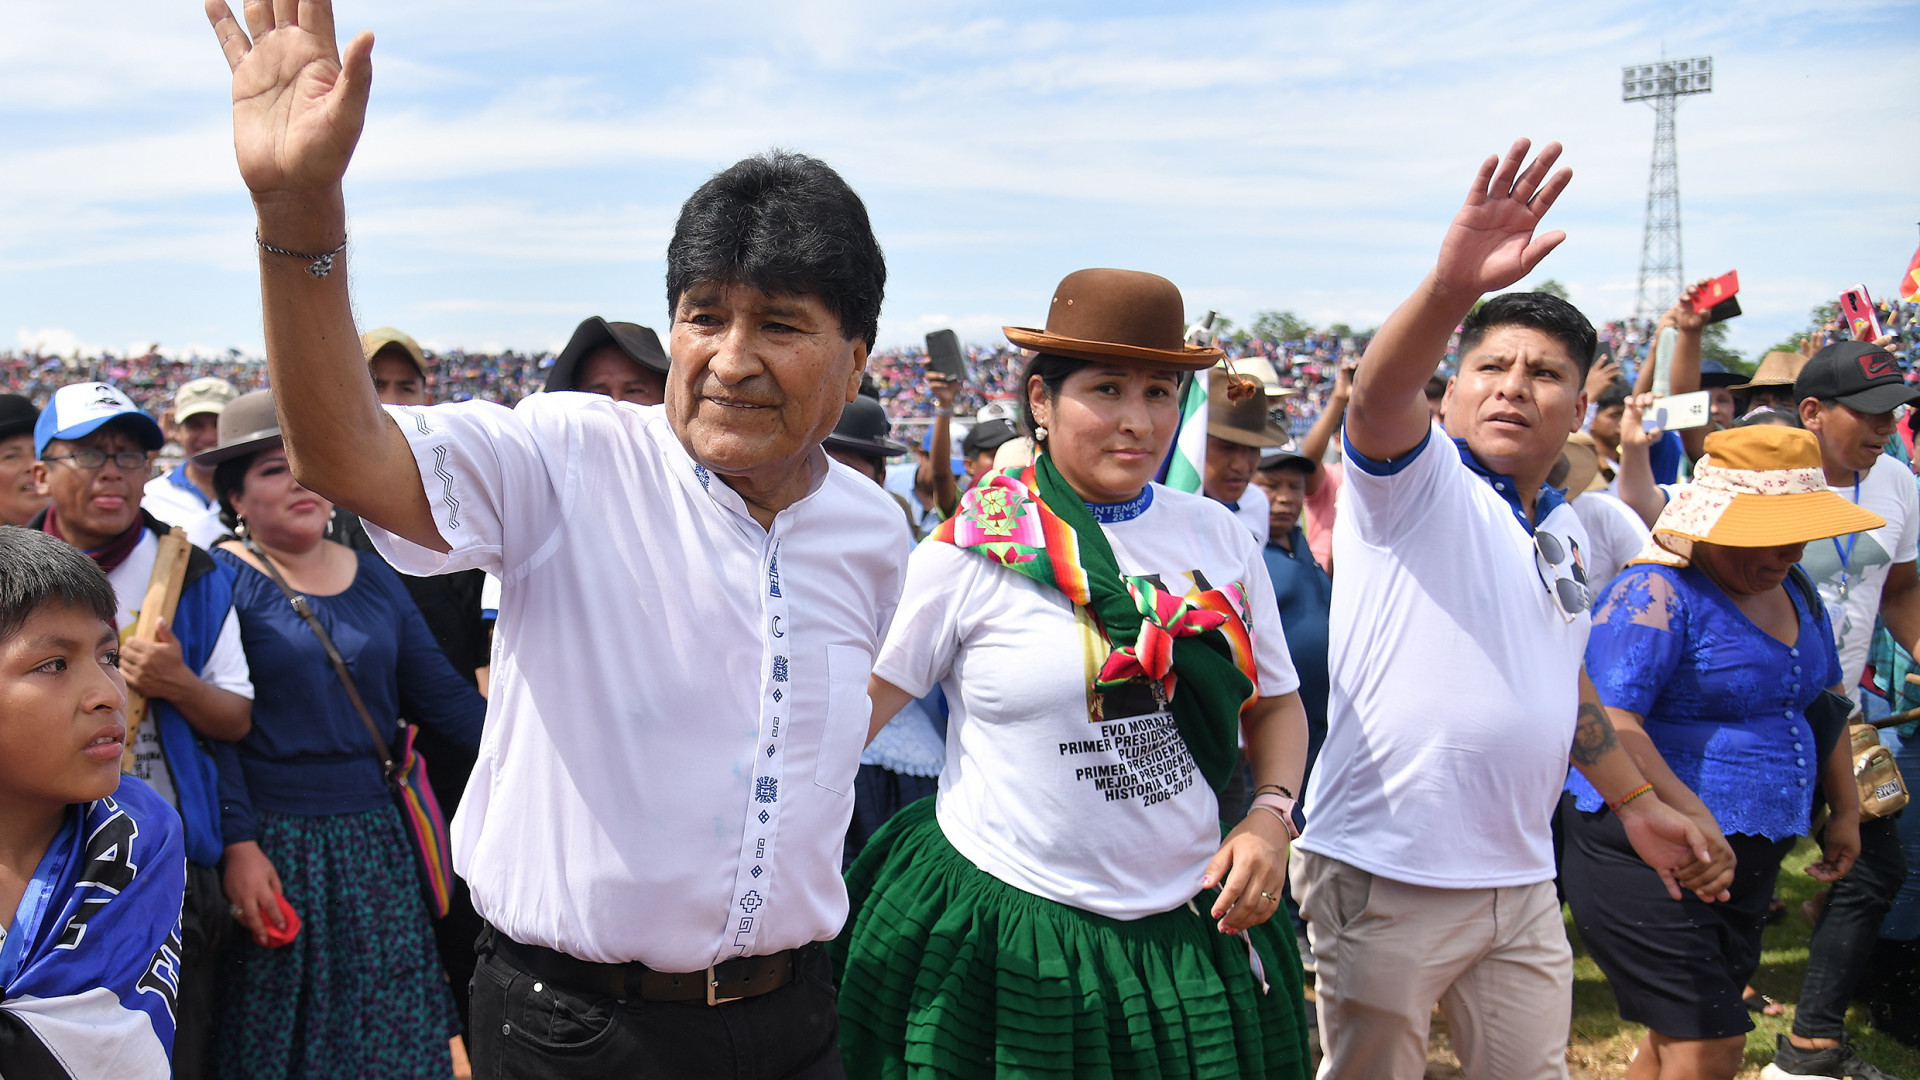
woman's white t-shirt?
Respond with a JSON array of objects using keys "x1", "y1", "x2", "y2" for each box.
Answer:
[{"x1": 874, "y1": 484, "x2": 1299, "y2": 920}]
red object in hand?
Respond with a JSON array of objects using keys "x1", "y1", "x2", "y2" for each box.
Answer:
[
  {"x1": 259, "y1": 894, "x2": 301, "y2": 948},
  {"x1": 1692, "y1": 270, "x2": 1739, "y2": 314}
]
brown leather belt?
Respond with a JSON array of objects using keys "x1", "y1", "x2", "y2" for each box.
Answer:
[{"x1": 484, "y1": 924, "x2": 805, "y2": 1006}]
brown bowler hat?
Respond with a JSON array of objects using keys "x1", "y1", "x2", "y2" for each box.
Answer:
[
  {"x1": 1207, "y1": 369, "x2": 1289, "y2": 448},
  {"x1": 1004, "y1": 269, "x2": 1225, "y2": 372}
]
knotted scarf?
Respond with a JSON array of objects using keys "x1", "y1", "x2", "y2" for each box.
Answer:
[{"x1": 929, "y1": 451, "x2": 1257, "y2": 795}]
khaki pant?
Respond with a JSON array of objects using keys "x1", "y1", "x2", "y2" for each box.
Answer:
[{"x1": 1293, "y1": 850, "x2": 1571, "y2": 1080}]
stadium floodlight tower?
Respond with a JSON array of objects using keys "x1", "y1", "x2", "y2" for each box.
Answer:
[{"x1": 1622, "y1": 55, "x2": 1712, "y2": 317}]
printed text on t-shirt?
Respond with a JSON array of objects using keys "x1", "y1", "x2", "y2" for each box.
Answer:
[{"x1": 1060, "y1": 711, "x2": 1197, "y2": 807}]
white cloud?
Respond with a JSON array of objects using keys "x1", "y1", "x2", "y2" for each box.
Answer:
[{"x1": 2, "y1": 0, "x2": 1915, "y2": 359}]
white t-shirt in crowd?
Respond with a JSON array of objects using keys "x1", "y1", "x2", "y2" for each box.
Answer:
[
  {"x1": 142, "y1": 470, "x2": 226, "y2": 550},
  {"x1": 1231, "y1": 484, "x2": 1272, "y2": 545},
  {"x1": 1799, "y1": 454, "x2": 1920, "y2": 695},
  {"x1": 1572, "y1": 490, "x2": 1651, "y2": 595},
  {"x1": 107, "y1": 529, "x2": 253, "y2": 807},
  {"x1": 365, "y1": 394, "x2": 910, "y2": 970},
  {"x1": 874, "y1": 484, "x2": 1298, "y2": 920},
  {"x1": 1300, "y1": 423, "x2": 1592, "y2": 889}
]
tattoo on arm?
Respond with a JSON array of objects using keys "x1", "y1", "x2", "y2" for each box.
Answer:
[{"x1": 1570, "y1": 703, "x2": 1619, "y2": 767}]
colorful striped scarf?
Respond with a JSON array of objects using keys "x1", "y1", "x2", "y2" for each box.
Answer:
[{"x1": 930, "y1": 451, "x2": 1258, "y2": 794}]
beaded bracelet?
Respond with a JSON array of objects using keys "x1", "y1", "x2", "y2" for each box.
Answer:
[{"x1": 1610, "y1": 782, "x2": 1655, "y2": 812}]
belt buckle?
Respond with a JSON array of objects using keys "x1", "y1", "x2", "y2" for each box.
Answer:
[{"x1": 706, "y1": 963, "x2": 742, "y2": 1006}]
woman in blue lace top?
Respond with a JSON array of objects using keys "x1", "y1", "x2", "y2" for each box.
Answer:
[{"x1": 1561, "y1": 426, "x2": 1881, "y2": 1080}]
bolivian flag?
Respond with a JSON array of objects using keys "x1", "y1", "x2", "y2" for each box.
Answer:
[{"x1": 1902, "y1": 240, "x2": 1920, "y2": 304}]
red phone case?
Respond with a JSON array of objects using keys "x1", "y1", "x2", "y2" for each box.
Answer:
[
  {"x1": 259, "y1": 894, "x2": 301, "y2": 948},
  {"x1": 1693, "y1": 270, "x2": 1740, "y2": 314},
  {"x1": 1841, "y1": 286, "x2": 1883, "y2": 342}
]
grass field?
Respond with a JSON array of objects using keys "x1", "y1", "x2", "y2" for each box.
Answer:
[{"x1": 1420, "y1": 838, "x2": 1920, "y2": 1078}]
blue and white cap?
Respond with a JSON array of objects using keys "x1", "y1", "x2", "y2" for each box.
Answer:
[{"x1": 34, "y1": 383, "x2": 164, "y2": 457}]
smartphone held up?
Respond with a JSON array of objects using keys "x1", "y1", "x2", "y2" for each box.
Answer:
[
  {"x1": 925, "y1": 330, "x2": 969, "y2": 381},
  {"x1": 1691, "y1": 271, "x2": 1741, "y2": 324}
]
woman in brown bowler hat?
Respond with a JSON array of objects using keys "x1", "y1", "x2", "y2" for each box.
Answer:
[{"x1": 833, "y1": 269, "x2": 1313, "y2": 1078}]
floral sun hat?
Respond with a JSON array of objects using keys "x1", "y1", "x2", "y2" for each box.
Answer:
[{"x1": 1636, "y1": 425, "x2": 1885, "y2": 567}]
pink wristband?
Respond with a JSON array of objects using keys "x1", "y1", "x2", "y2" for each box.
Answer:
[{"x1": 1250, "y1": 793, "x2": 1300, "y2": 839}]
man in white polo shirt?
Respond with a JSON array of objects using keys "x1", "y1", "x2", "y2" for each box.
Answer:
[
  {"x1": 208, "y1": 7, "x2": 906, "y2": 1076},
  {"x1": 143, "y1": 376, "x2": 238, "y2": 547},
  {"x1": 1294, "y1": 139, "x2": 1721, "y2": 1080}
]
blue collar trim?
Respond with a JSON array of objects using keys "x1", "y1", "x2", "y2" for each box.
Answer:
[
  {"x1": 1085, "y1": 486, "x2": 1154, "y2": 524},
  {"x1": 1450, "y1": 438, "x2": 1566, "y2": 534},
  {"x1": 167, "y1": 465, "x2": 211, "y2": 507}
]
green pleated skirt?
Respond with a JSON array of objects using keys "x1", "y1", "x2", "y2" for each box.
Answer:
[{"x1": 831, "y1": 798, "x2": 1311, "y2": 1080}]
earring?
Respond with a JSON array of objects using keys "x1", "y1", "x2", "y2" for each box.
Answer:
[
  {"x1": 233, "y1": 517, "x2": 248, "y2": 539},
  {"x1": 1034, "y1": 425, "x2": 1049, "y2": 442}
]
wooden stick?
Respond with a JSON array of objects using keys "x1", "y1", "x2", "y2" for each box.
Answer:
[
  {"x1": 122, "y1": 527, "x2": 192, "y2": 773},
  {"x1": 1873, "y1": 706, "x2": 1920, "y2": 730}
]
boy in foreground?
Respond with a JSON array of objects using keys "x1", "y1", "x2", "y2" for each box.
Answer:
[{"x1": 0, "y1": 526, "x2": 186, "y2": 1080}]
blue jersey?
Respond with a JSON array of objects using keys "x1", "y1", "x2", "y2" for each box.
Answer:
[{"x1": 0, "y1": 778, "x2": 186, "y2": 1080}]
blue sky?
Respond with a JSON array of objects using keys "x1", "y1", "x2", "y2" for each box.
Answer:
[{"x1": 2, "y1": 0, "x2": 1915, "y2": 361}]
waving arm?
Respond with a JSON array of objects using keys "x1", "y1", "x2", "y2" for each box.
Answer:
[
  {"x1": 1347, "y1": 139, "x2": 1572, "y2": 463},
  {"x1": 206, "y1": 0, "x2": 444, "y2": 551}
]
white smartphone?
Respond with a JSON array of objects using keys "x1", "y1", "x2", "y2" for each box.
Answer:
[{"x1": 1643, "y1": 390, "x2": 1712, "y2": 433}]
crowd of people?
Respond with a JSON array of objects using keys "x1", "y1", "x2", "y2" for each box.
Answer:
[{"x1": 9, "y1": 6, "x2": 1920, "y2": 1080}]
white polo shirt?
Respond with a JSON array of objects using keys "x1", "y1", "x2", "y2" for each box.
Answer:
[
  {"x1": 142, "y1": 469, "x2": 226, "y2": 549},
  {"x1": 1298, "y1": 421, "x2": 1591, "y2": 889},
  {"x1": 1231, "y1": 484, "x2": 1272, "y2": 545},
  {"x1": 364, "y1": 393, "x2": 910, "y2": 969}
]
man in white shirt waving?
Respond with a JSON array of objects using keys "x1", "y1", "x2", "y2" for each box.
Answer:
[
  {"x1": 206, "y1": 5, "x2": 909, "y2": 1077},
  {"x1": 1294, "y1": 139, "x2": 1721, "y2": 1080}
]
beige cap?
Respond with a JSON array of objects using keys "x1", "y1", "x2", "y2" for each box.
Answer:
[
  {"x1": 173, "y1": 377, "x2": 239, "y2": 421},
  {"x1": 360, "y1": 327, "x2": 430, "y2": 377}
]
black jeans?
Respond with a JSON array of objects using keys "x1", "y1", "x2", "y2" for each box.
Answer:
[
  {"x1": 1795, "y1": 813, "x2": 1909, "y2": 1039},
  {"x1": 469, "y1": 928, "x2": 844, "y2": 1080},
  {"x1": 173, "y1": 861, "x2": 231, "y2": 1079}
]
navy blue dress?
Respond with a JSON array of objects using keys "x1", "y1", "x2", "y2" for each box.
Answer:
[{"x1": 210, "y1": 548, "x2": 485, "y2": 1080}]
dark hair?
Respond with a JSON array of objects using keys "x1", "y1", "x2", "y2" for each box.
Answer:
[
  {"x1": 0, "y1": 526, "x2": 118, "y2": 643},
  {"x1": 1595, "y1": 382, "x2": 1632, "y2": 412},
  {"x1": 1017, "y1": 354, "x2": 1093, "y2": 438},
  {"x1": 1458, "y1": 292, "x2": 1598, "y2": 378},
  {"x1": 666, "y1": 150, "x2": 886, "y2": 349},
  {"x1": 1424, "y1": 374, "x2": 1449, "y2": 401},
  {"x1": 211, "y1": 451, "x2": 260, "y2": 532}
]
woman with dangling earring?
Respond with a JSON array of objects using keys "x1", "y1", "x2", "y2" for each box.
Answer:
[
  {"x1": 191, "y1": 390, "x2": 487, "y2": 1080},
  {"x1": 832, "y1": 270, "x2": 1313, "y2": 1079}
]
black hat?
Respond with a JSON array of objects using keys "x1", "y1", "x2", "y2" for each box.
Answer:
[
  {"x1": 962, "y1": 418, "x2": 1020, "y2": 458},
  {"x1": 0, "y1": 394, "x2": 37, "y2": 442},
  {"x1": 1257, "y1": 442, "x2": 1315, "y2": 473},
  {"x1": 1793, "y1": 341, "x2": 1919, "y2": 415},
  {"x1": 1698, "y1": 359, "x2": 1747, "y2": 390},
  {"x1": 824, "y1": 397, "x2": 910, "y2": 458},
  {"x1": 545, "y1": 317, "x2": 670, "y2": 392}
]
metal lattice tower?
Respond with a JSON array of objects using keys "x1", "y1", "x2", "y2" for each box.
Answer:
[{"x1": 1623, "y1": 56, "x2": 1711, "y2": 317}]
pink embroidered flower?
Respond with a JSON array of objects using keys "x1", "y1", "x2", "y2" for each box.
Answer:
[{"x1": 949, "y1": 474, "x2": 1046, "y2": 549}]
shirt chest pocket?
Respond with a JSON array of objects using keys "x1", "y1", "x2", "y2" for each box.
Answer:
[{"x1": 813, "y1": 644, "x2": 873, "y2": 795}]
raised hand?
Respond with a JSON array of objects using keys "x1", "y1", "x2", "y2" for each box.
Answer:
[
  {"x1": 1434, "y1": 138, "x2": 1572, "y2": 297},
  {"x1": 1666, "y1": 281, "x2": 1711, "y2": 334},
  {"x1": 206, "y1": 0, "x2": 374, "y2": 200}
]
